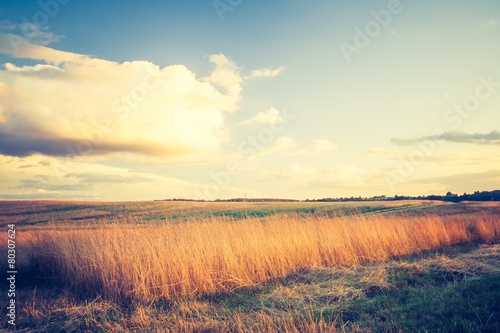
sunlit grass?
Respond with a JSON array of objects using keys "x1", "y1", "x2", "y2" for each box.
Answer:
[{"x1": 14, "y1": 213, "x2": 499, "y2": 304}]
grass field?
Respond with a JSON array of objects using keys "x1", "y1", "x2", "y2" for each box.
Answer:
[
  {"x1": 2, "y1": 199, "x2": 499, "y2": 227},
  {"x1": 1, "y1": 200, "x2": 499, "y2": 332}
]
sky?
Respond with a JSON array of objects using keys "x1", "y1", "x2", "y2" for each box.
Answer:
[{"x1": 0, "y1": 0, "x2": 499, "y2": 201}]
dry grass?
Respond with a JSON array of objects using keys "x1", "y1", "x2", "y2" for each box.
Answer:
[{"x1": 13, "y1": 212, "x2": 499, "y2": 304}]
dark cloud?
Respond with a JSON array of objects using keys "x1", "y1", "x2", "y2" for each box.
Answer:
[
  {"x1": 391, "y1": 130, "x2": 500, "y2": 146},
  {"x1": 0, "y1": 131, "x2": 85, "y2": 157},
  {"x1": 17, "y1": 159, "x2": 51, "y2": 169},
  {"x1": 34, "y1": 174, "x2": 50, "y2": 181},
  {"x1": 19, "y1": 164, "x2": 37, "y2": 169},
  {"x1": 0, "y1": 131, "x2": 182, "y2": 158}
]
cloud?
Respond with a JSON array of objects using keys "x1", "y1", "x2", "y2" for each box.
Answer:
[
  {"x1": 4, "y1": 62, "x2": 64, "y2": 78},
  {"x1": 0, "y1": 32, "x2": 94, "y2": 65},
  {"x1": 308, "y1": 139, "x2": 338, "y2": 153},
  {"x1": 363, "y1": 148, "x2": 398, "y2": 155},
  {"x1": 66, "y1": 172, "x2": 152, "y2": 185},
  {"x1": 481, "y1": 19, "x2": 498, "y2": 29},
  {"x1": 0, "y1": 21, "x2": 62, "y2": 45},
  {"x1": 261, "y1": 136, "x2": 296, "y2": 156},
  {"x1": 263, "y1": 162, "x2": 317, "y2": 183},
  {"x1": 239, "y1": 107, "x2": 284, "y2": 126},
  {"x1": 0, "y1": 154, "x2": 209, "y2": 200},
  {"x1": 0, "y1": 21, "x2": 17, "y2": 32},
  {"x1": 411, "y1": 170, "x2": 500, "y2": 192},
  {"x1": 246, "y1": 66, "x2": 285, "y2": 79},
  {"x1": 421, "y1": 153, "x2": 464, "y2": 164},
  {"x1": 391, "y1": 130, "x2": 500, "y2": 146},
  {"x1": 15, "y1": 178, "x2": 90, "y2": 192},
  {"x1": 263, "y1": 164, "x2": 387, "y2": 191},
  {"x1": 0, "y1": 36, "x2": 243, "y2": 158},
  {"x1": 287, "y1": 139, "x2": 338, "y2": 155},
  {"x1": 311, "y1": 165, "x2": 369, "y2": 189},
  {"x1": 202, "y1": 53, "x2": 242, "y2": 99},
  {"x1": 415, "y1": 153, "x2": 500, "y2": 165},
  {"x1": 287, "y1": 162, "x2": 316, "y2": 177}
]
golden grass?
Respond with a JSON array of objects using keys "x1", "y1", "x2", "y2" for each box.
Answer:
[{"x1": 14, "y1": 213, "x2": 500, "y2": 303}]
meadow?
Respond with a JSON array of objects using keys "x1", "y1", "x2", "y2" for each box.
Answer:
[{"x1": 1, "y1": 200, "x2": 499, "y2": 332}]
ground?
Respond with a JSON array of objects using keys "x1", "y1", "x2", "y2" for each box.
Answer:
[{"x1": 1, "y1": 200, "x2": 499, "y2": 332}]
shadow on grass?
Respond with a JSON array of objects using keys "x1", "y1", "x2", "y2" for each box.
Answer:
[{"x1": 3, "y1": 242, "x2": 499, "y2": 332}]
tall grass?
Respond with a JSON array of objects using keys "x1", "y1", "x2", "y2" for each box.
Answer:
[{"x1": 19, "y1": 213, "x2": 500, "y2": 302}]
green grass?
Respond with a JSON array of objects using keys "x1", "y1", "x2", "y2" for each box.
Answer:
[{"x1": 1, "y1": 200, "x2": 451, "y2": 228}]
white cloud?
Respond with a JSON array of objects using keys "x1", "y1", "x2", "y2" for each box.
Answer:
[
  {"x1": 308, "y1": 139, "x2": 338, "y2": 153},
  {"x1": 258, "y1": 162, "x2": 317, "y2": 184},
  {"x1": 363, "y1": 148, "x2": 398, "y2": 155},
  {"x1": 0, "y1": 36, "x2": 243, "y2": 159},
  {"x1": 239, "y1": 107, "x2": 285, "y2": 126},
  {"x1": 268, "y1": 163, "x2": 388, "y2": 191},
  {"x1": 261, "y1": 164, "x2": 388, "y2": 192},
  {"x1": 287, "y1": 162, "x2": 317, "y2": 176},
  {"x1": 247, "y1": 66, "x2": 285, "y2": 79},
  {"x1": 0, "y1": 32, "x2": 94, "y2": 65},
  {"x1": 202, "y1": 53, "x2": 243, "y2": 99},
  {"x1": 261, "y1": 136, "x2": 296, "y2": 156},
  {"x1": 286, "y1": 139, "x2": 338, "y2": 155},
  {"x1": 326, "y1": 165, "x2": 367, "y2": 187},
  {"x1": 4, "y1": 62, "x2": 64, "y2": 78}
]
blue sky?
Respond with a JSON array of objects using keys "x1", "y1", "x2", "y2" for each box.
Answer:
[{"x1": 0, "y1": 0, "x2": 499, "y2": 200}]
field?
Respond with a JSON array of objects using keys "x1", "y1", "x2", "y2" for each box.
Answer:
[{"x1": 1, "y1": 200, "x2": 499, "y2": 332}]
